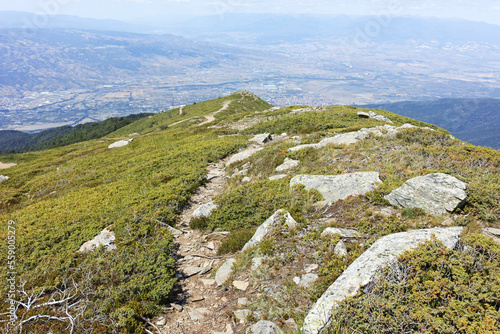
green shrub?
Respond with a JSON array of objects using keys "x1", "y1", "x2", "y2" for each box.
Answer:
[
  {"x1": 330, "y1": 234, "x2": 500, "y2": 334},
  {"x1": 217, "y1": 228, "x2": 255, "y2": 255}
]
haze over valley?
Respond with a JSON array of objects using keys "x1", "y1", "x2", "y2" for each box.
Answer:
[{"x1": 0, "y1": 12, "x2": 499, "y2": 142}]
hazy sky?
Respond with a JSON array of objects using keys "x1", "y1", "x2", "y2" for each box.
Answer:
[{"x1": 1, "y1": 0, "x2": 499, "y2": 25}]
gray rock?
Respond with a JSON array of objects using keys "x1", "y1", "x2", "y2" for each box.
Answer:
[
  {"x1": 368, "y1": 111, "x2": 393, "y2": 123},
  {"x1": 298, "y1": 273, "x2": 319, "y2": 288},
  {"x1": 192, "y1": 201, "x2": 218, "y2": 219},
  {"x1": 251, "y1": 257, "x2": 264, "y2": 270},
  {"x1": 250, "y1": 133, "x2": 272, "y2": 145},
  {"x1": 302, "y1": 227, "x2": 463, "y2": 334},
  {"x1": 228, "y1": 147, "x2": 263, "y2": 165},
  {"x1": 108, "y1": 138, "x2": 133, "y2": 149},
  {"x1": 288, "y1": 124, "x2": 416, "y2": 152},
  {"x1": 285, "y1": 318, "x2": 298, "y2": 331},
  {"x1": 268, "y1": 174, "x2": 288, "y2": 180},
  {"x1": 242, "y1": 176, "x2": 252, "y2": 183},
  {"x1": 290, "y1": 172, "x2": 382, "y2": 204},
  {"x1": 183, "y1": 266, "x2": 204, "y2": 277},
  {"x1": 357, "y1": 111, "x2": 370, "y2": 118},
  {"x1": 0, "y1": 175, "x2": 9, "y2": 183},
  {"x1": 275, "y1": 158, "x2": 299, "y2": 172},
  {"x1": 242, "y1": 210, "x2": 297, "y2": 251},
  {"x1": 215, "y1": 258, "x2": 236, "y2": 286},
  {"x1": 78, "y1": 227, "x2": 116, "y2": 252},
  {"x1": 234, "y1": 309, "x2": 252, "y2": 323},
  {"x1": 233, "y1": 280, "x2": 250, "y2": 291},
  {"x1": 305, "y1": 264, "x2": 319, "y2": 273},
  {"x1": 238, "y1": 297, "x2": 249, "y2": 307},
  {"x1": 385, "y1": 173, "x2": 467, "y2": 215},
  {"x1": 156, "y1": 317, "x2": 167, "y2": 326},
  {"x1": 321, "y1": 227, "x2": 361, "y2": 238},
  {"x1": 246, "y1": 320, "x2": 284, "y2": 334},
  {"x1": 165, "y1": 224, "x2": 184, "y2": 236},
  {"x1": 334, "y1": 240, "x2": 348, "y2": 256}
]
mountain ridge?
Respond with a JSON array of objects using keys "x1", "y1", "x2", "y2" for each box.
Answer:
[{"x1": 0, "y1": 92, "x2": 498, "y2": 333}]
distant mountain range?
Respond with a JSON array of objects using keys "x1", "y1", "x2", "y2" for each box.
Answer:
[{"x1": 362, "y1": 98, "x2": 500, "y2": 149}]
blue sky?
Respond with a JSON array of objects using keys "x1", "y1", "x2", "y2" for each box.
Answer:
[{"x1": 1, "y1": 0, "x2": 499, "y2": 25}]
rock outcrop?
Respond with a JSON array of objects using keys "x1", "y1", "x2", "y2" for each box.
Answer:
[
  {"x1": 108, "y1": 138, "x2": 133, "y2": 149},
  {"x1": 290, "y1": 172, "x2": 382, "y2": 204},
  {"x1": 246, "y1": 320, "x2": 284, "y2": 334},
  {"x1": 228, "y1": 147, "x2": 263, "y2": 165},
  {"x1": 302, "y1": 227, "x2": 463, "y2": 334},
  {"x1": 250, "y1": 133, "x2": 272, "y2": 145},
  {"x1": 357, "y1": 111, "x2": 393, "y2": 123},
  {"x1": 288, "y1": 124, "x2": 418, "y2": 152},
  {"x1": 192, "y1": 201, "x2": 218, "y2": 219},
  {"x1": 215, "y1": 258, "x2": 236, "y2": 286},
  {"x1": 78, "y1": 227, "x2": 116, "y2": 252},
  {"x1": 385, "y1": 173, "x2": 467, "y2": 215},
  {"x1": 242, "y1": 210, "x2": 297, "y2": 251},
  {"x1": 275, "y1": 158, "x2": 299, "y2": 172}
]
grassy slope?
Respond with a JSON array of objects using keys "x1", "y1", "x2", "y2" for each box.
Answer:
[
  {"x1": 0, "y1": 92, "x2": 269, "y2": 332},
  {"x1": 1, "y1": 93, "x2": 498, "y2": 333}
]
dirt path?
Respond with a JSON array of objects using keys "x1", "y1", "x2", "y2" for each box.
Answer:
[
  {"x1": 158, "y1": 157, "x2": 238, "y2": 334},
  {"x1": 198, "y1": 100, "x2": 232, "y2": 126}
]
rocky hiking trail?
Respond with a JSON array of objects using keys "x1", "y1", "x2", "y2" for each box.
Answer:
[{"x1": 158, "y1": 157, "x2": 239, "y2": 334}]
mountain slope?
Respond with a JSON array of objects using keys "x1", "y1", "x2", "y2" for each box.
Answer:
[
  {"x1": 0, "y1": 92, "x2": 498, "y2": 333},
  {"x1": 0, "y1": 113, "x2": 152, "y2": 154}
]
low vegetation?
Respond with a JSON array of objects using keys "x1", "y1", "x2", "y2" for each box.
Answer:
[
  {"x1": 1, "y1": 91, "x2": 498, "y2": 333},
  {"x1": 330, "y1": 234, "x2": 500, "y2": 334}
]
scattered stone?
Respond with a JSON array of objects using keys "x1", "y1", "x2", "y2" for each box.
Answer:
[
  {"x1": 304, "y1": 264, "x2": 319, "y2": 273},
  {"x1": 214, "y1": 324, "x2": 235, "y2": 334},
  {"x1": 334, "y1": 240, "x2": 348, "y2": 256},
  {"x1": 321, "y1": 227, "x2": 361, "y2": 238},
  {"x1": 385, "y1": 173, "x2": 467, "y2": 216},
  {"x1": 215, "y1": 258, "x2": 236, "y2": 286},
  {"x1": 268, "y1": 174, "x2": 288, "y2": 180},
  {"x1": 78, "y1": 227, "x2": 116, "y2": 252},
  {"x1": 171, "y1": 303, "x2": 183, "y2": 312},
  {"x1": 165, "y1": 224, "x2": 183, "y2": 236},
  {"x1": 108, "y1": 138, "x2": 133, "y2": 149},
  {"x1": 251, "y1": 257, "x2": 264, "y2": 271},
  {"x1": 284, "y1": 318, "x2": 298, "y2": 331},
  {"x1": 357, "y1": 111, "x2": 370, "y2": 118},
  {"x1": 156, "y1": 317, "x2": 167, "y2": 326},
  {"x1": 302, "y1": 227, "x2": 463, "y2": 334},
  {"x1": 250, "y1": 133, "x2": 272, "y2": 145},
  {"x1": 242, "y1": 210, "x2": 297, "y2": 251},
  {"x1": 275, "y1": 158, "x2": 299, "y2": 172},
  {"x1": 298, "y1": 273, "x2": 319, "y2": 288},
  {"x1": 206, "y1": 241, "x2": 216, "y2": 250},
  {"x1": 199, "y1": 266, "x2": 212, "y2": 275},
  {"x1": 288, "y1": 124, "x2": 417, "y2": 152},
  {"x1": 0, "y1": 175, "x2": 9, "y2": 183},
  {"x1": 293, "y1": 276, "x2": 301, "y2": 285},
  {"x1": 246, "y1": 320, "x2": 284, "y2": 334},
  {"x1": 290, "y1": 172, "x2": 382, "y2": 204},
  {"x1": 485, "y1": 228, "x2": 500, "y2": 236},
  {"x1": 242, "y1": 176, "x2": 252, "y2": 183},
  {"x1": 233, "y1": 280, "x2": 250, "y2": 291},
  {"x1": 238, "y1": 297, "x2": 249, "y2": 307},
  {"x1": 368, "y1": 111, "x2": 393, "y2": 123},
  {"x1": 228, "y1": 147, "x2": 263, "y2": 165},
  {"x1": 185, "y1": 306, "x2": 208, "y2": 321},
  {"x1": 192, "y1": 201, "x2": 218, "y2": 219},
  {"x1": 200, "y1": 278, "x2": 216, "y2": 287},
  {"x1": 234, "y1": 309, "x2": 252, "y2": 323},
  {"x1": 183, "y1": 266, "x2": 204, "y2": 277}
]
